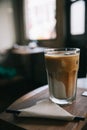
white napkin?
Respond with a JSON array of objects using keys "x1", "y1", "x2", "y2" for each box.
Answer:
[{"x1": 18, "y1": 99, "x2": 75, "y2": 121}]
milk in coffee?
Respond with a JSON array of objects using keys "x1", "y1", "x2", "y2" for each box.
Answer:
[{"x1": 45, "y1": 49, "x2": 80, "y2": 104}]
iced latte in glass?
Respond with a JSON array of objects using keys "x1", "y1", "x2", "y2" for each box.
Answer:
[{"x1": 44, "y1": 48, "x2": 80, "y2": 105}]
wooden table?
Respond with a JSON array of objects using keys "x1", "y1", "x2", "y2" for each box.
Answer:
[{"x1": 0, "y1": 78, "x2": 87, "y2": 130}]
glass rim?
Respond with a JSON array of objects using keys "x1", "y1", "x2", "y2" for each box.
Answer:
[{"x1": 44, "y1": 48, "x2": 80, "y2": 54}]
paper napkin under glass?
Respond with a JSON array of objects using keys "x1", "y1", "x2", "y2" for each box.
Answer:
[{"x1": 18, "y1": 99, "x2": 75, "y2": 121}]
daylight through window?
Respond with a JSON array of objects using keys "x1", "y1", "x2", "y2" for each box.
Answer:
[
  {"x1": 24, "y1": 0, "x2": 56, "y2": 40},
  {"x1": 70, "y1": 0, "x2": 85, "y2": 35}
]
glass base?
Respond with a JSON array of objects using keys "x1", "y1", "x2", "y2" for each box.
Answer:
[{"x1": 50, "y1": 97, "x2": 73, "y2": 106}]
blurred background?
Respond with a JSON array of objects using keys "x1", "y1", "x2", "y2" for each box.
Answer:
[{"x1": 0, "y1": 0, "x2": 87, "y2": 111}]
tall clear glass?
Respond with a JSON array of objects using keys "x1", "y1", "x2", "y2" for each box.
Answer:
[{"x1": 44, "y1": 48, "x2": 80, "y2": 105}]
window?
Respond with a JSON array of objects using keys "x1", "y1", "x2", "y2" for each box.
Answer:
[
  {"x1": 24, "y1": 0, "x2": 56, "y2": 40},
  {"x1": 70, "y1": 0, "x2": 85, "y2": 35},
  {"x1": 0, "y1": 0, "x2": 16, "y2": 50}
]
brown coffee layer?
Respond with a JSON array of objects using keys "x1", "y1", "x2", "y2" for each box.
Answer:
[{"x1": 45, "y1": 53, "x2": 79, "y2": 98}]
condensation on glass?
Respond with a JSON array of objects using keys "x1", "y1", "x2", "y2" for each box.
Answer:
[{"x1": 24, "y1": 0, "x2": 56, "y2": 40}]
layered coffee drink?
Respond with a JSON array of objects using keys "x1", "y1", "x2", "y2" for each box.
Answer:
[{"x1": 44, "y1": 48, "x2": 80, "y2": 105}]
